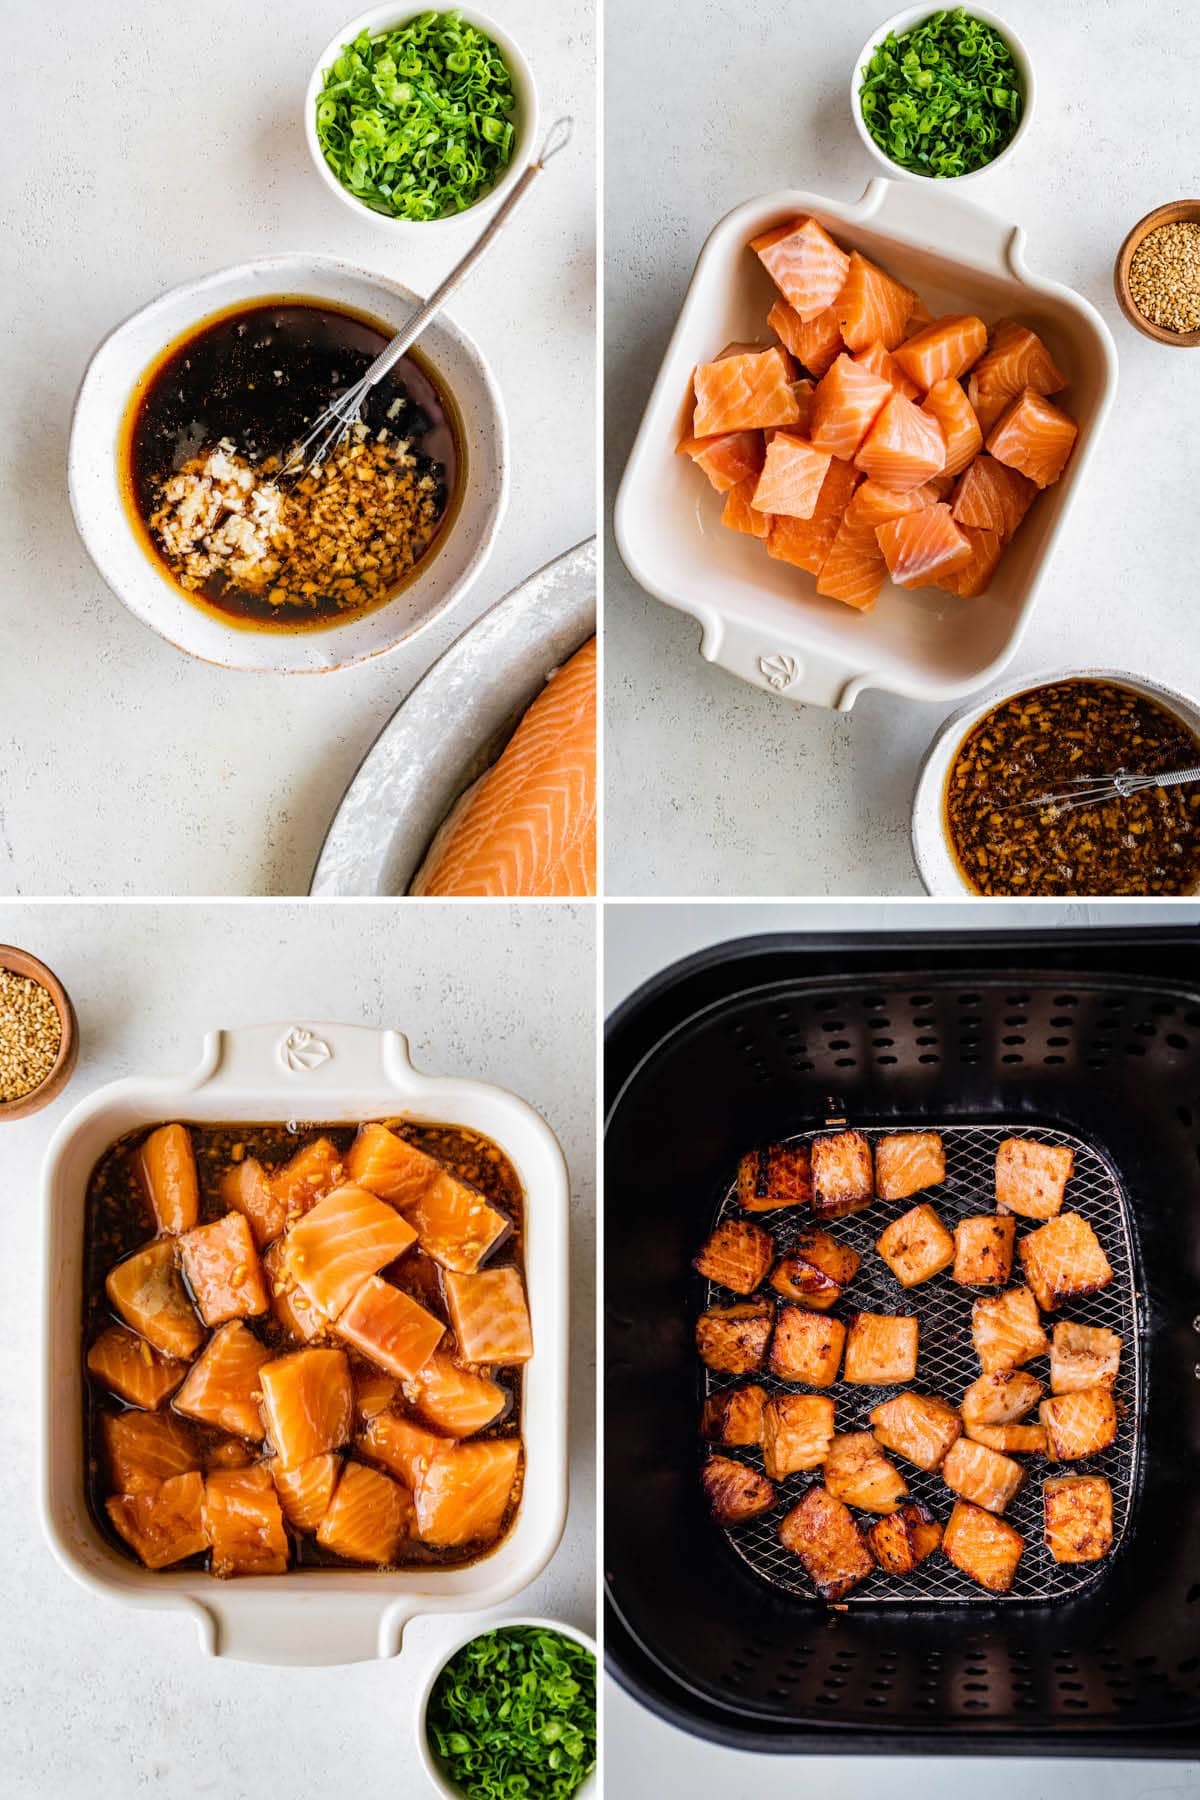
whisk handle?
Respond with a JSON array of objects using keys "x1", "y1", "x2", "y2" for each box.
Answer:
[{"x1": 1146, "y1": 765, "x2": 1200, "y2": 792}]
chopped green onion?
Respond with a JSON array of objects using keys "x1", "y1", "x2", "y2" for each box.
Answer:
[
  {"x1": 859, "y1": 8, "x2": 1023, "y2": 179},
  {"x1": 427, "y1": 1626, "x2": 597, "y2": 1799}
]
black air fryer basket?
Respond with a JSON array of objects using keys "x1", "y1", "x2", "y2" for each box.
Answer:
[{"x1": 605, "y1": 927, "x2": 1200, "y2": 1757}]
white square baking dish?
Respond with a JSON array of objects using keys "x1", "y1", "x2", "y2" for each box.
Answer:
[
  {"x1": 41, "y1": 1023, "x2": 568, "y2": 1665},
  {"x1": 615, "y1": 177, "x2": 1117, "y2": 712}
]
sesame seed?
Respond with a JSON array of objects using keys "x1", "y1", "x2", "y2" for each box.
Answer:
[
  {"x1": 1129, "y1": 221, "x2": 1200, "y2": 333},
  {"x1": 0, "y1": 968, "x2": 62, "y2": 1102}
]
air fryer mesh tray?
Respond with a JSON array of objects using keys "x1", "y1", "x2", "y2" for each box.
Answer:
[{"x1": 704, "y1": 1123, "x2": 1140, "y2": 1606}]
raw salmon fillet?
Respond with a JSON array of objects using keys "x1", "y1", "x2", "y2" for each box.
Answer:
[
  {"x1": 808, "y1": 354, "x2": 892, "y2": 460},
  {"x1": 751, "y1": 430, "x2": 832, "y2": 518},
  {"x1": 692, "y1": 347, "x2": 801, "y2": 436},
  {"x1": 204, "y1": 1464, "x2": 289, "y2": 1577},
  {"x1": 410, "y1": 637, "x2": 596, "y2": 899},
  {"x1": 262, "y1": 1239, "x2": 327, "y2": 1343},
  {"x1": 870, "y1": 1391, "x2": 961, "y2": 1472},
  {"x1": 346, "y1": 1124, "x2": 440, "y2": 1208},
  {"x1": 412, "y1": 1438, "x2": 521, "y2": 1548},
  {"x1": 876, "y1": 504, "x2": 971, "y2": 589},
  {"x1": 875, "y1": 1132, "x2": 946, "y2": 1201},
  {"x1": 87, "y1": 1323, "x2": 189, "y2": 1409},
  {"x1": 942, "y1": 1435, "x2": 1025, "y2": 1514},
  {"x1": 271, "y1": 1451, "x2": 340, "y2": 1532},
  {"x1": 815, "y1": 480, "x2": 933, "y2": 611},
  {"x1": 270, "y1": 1137, "x2": 345, "y2": 1217},
  {"x1": 942, "y1": 1499, "x2": 1024, "y2": 1592},
  {"x1": 751, "y1": 216, "x2": 850, "y2": 321},
  {"x1": 970, "y1": 320, "x2": 1068, "y2": 430},
  {"x1": 987, "y1": 388, "x2": 1078, "y2": 488},
  {"x1": 173, "y1": 1320, "x2": 271, "y2": 1440},
  {"x1": 107, "y1": 1471, "x2": 209, "y2": 1570},
  {"x1": 102, "y1": 1408, "x2": 200, "y2": 1494},
  {"x1": 283, "y1": 1184, "x2": 417, "y2": 1318},
  {"x1": 676, "y1": 429, "x2": 765, "y2": 493},
  {"x1": 106, "y1": 1239, "x2": 205, "y2": 1361},
  {"x1": 996, "y1": 1138, "x2": 1074, "y2": 1219},
  {"x1": 835, "y1": 251, "x2": 916, "y2": 351},
  {"x1": 402, "y1": 1351, "x2": 507, "y2": 1436},
  {"x1": 921, "y1": 379, "x2": 983, "y2": 476},
  {"x1": 220, "y1": 1157, "x2": 288, "y2": 1250},
  {"x1": 722, "y1": 472, "x2": 770, "y2": 537},
  {"x1": 893, "y1": 314, "x2": 988, "y2": 389},
  {"x1": 357, "y1": 1412, "x2": 449, "y2": 1488},
  {"x1": 317, "y1": 1461, "x2": 413, "y2": 1565},
  {"x1": 137, "y1": 1124, "x2": 199, "y2": 1236},
  {"x1": 766, "y1": 459, "x2": 860, "y2": 575},
  {"x1": 769, "y1": 298, "x2": 843, "y2": 377},
  {"x1": 179, "y1": 1212, "x2": 269, "y2": 1327},
  {"x1": 405, "y1": 1172, "x2": 509, "y2": 1274},
  {"x1": 856, "y1": 392, "x2": 946, "y2": 490},
  {"x1": 353, "y1": 1365, "x2": 399, "y2": 1423},
  {"x1": 444, "y1": 1266, "x2": 533, "y2": 1364},
  {"x1": 951, "y1": 454, "x2": 1037, "y2": 537},
  {"x1": 334, "y1": 1275, "x2": 445, "y2": 1379},
  {"x1": 258, "y1": 1346, "x2": 354, "y2": 1469},
  {"x1": 934, "y1": 524, "x2": 1004, "y2": 598},
  {"x1": 971, "y1": 1287, "x2": 1049, "y2": 1372},
  {"x1": 853, "y1": 340, "x2": 921, "y2": 400}
]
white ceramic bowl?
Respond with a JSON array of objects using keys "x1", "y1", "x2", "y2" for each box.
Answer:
[
  {"x1": 304, "y1": 5, "x2": 538, "y2": 234},
  {"x1": 68, "y1": 255, "x2": 508, "y2": 673},
  {"x1": 41, "y1": 1024, "x2": 568, "y2": 1664},
  {"x1": 416, "y1": 1615, "x2": 598, "y2": 1798},
  {"x1": 912, "y1": 666, "x2": 1200, "y2": 894},
  {"x1": 851, "y1": 5, "x2": 1035, "y2": 185}
]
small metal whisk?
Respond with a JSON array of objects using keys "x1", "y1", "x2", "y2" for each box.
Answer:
[
  {"x1": 279, "y1": 116, "x2": 574, "y2": 480},
  {"x1": 1013, "y1": 765, "x2": 1200, "y2": 816}
]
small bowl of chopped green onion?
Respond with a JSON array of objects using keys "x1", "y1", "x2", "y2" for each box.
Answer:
[
  {"x1": 417, "y1": 1617, "x2": 597, "y2": 1798},
  {"x1": 852, "y1": 6, "x2": 1033, "y2": 183},
  {"x1": 305, "y1": 6, "x2": 538, "y2": 228}
]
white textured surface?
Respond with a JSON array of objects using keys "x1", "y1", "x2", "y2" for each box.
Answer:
[
  {"x1": 605, "y1": 0, "x2": 1200, "y2": 896},
  {"x1": 0, "y1": 0, "x2": 594, "y2": 895},
  {"x1": 0, "y1": 901, "x2": 594, "y2": 1797}
]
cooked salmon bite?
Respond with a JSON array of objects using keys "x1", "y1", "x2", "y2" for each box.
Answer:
[
  {"x1": 810, "y1": 1130, "x2": 874, "y2": 1220},
  {"x1": 870, "y1": 1392, "x2": 962, "y2": 1472},
  {"x1": 1044, "y1": 1474, "x2": 1114, "y2": 1563},
  {"x1": 953, "y1": 1214, "x2": 1016, "y2": 1287},
  {"x1": 770, "y1": 1228, "x2": 860, "y2": 1310},
  {"x1": 761, "y1": 1394, "x2": 836, "y2": 1479},
  {"x1": 701, "y1": 1384, "x2": 768, "y2": 1447},
  {"x1": 701, "y1": 1454, "x2": 777, "y2": 1527},
  {"x1": 965, "y1": 1422, "x2": 1048, "y2": 1454},
  {"x1": 1018, "y1": 1213, "x2": 1114, "y2": 1312},
  {"x1": 173, "y1": 1320, "x2": 272, "y2": 1441},
  {"x1": 693, "y1": 1218, "x2": 776, "y2": 1294},
  {"x1": 769, "y1": 1306, "x2": 845, "y2": 1385},
  {"x1": 868, "y1": 1502, "x2": 942, "y2": 1574},
  {"x1": 136, "y1": 1123, "x2": 200, "y2": 1236},
  {"x1": 696, "y1": 1299, "x2": 774, "y2": 1375},
  {"x1": 736, "y1": 1141, "x2": 812, "y2": 1211},
  {"x1": 1050, "y1": 1321, "x2": 1122, "y2": 1395},
  {"x1": 995, "y1": 1138, "x2": 1075, "y2": 1219},
  {"x1": 875, "y1": 1202, "x2": 956, "y2": 1288},
  {"x1": 960, "y1": 1368, "x2": 1044, "y2": 1426},
  {"x1": 941, "y1": 1436, "x2": 1025, "y2": 1515},
  {"x1": 1039, "y1": 1387, "x2": 1118, "y2": 1462},
  {"x1": 778, "y1": 1485, "x2": 875, "y2": 1600},
  {"x1": 971, "y1": 1286, "x2": 1049, "y2": 1372},
  {"x1": 941, "y1": 1499, "x2": 1024, "y2": 1593},
  {"x1": 824, "y1": 1431, "x2": 908, "y2": 1513},
  {"x1": 843, "y1": 1311, "x2": 919, "y2": 1386},
  {"x1": 874, "y1": 1132, "x2": 946, "y2": 1202}
]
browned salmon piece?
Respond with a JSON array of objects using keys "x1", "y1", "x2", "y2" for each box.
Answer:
[
  {"x1": 701, "y1": 1384, "x2": 767, "y2": 1447},
  {"x1": 770, "y1": 1230, "x2": 860, "y2": 1310},
  {"x1": 736, "y1": 1142, "x2": 812, "y2": 1210},
  {"x1": 867, "y1": 1502, "x2": 942, "y2": 1573},
  {"x1": 696, "y1": 1299, "x2": 774, "y2": 1375},
  {"x1": 87, "y1": 1323, "x2": 189, "y2": 1409},
  {"x1": 953, "y1": 1214, "x2": 1016, "y2": 1287},
  {"x1": 106, "y1": 1239, "x2": 205, "y2": 1361},
  {"x1": 961, "y1": 1368, "x2": 1044, "y2": 1425},
  {"x1": 1019, "y1": 1214, "x2": 1114, "y2": 1313},
  {"x1": 874, "y1": 1132, "x2": 945, "y2": 1202},
  {"x1": 966, "y1": 1422, "x2": 1047, "y2": 1453},
  {"x1": 442, "y1": 1266, "x2": 532, "y2": 1366},
  {"x1": 352, "y1": 1366, "x2": 399, "y2": 1424},
  {"x1": 334, "y1": 1276, "x2": 444, "y2": 1380},
  {"x1": 269, "y1": 1137, "x2": 345, "y2": 1217},
  {"x1": 995, "y1": 1138, "x2": 1074, "y2": 1219},
  {"x1": 106, "y1": 1471, "x2": 209, "y2": 1570},
  {"x1": 778, "y1": 1485, "x2": 874, "y2": 1599},
  {"x1": 136, "y1": 1123, "x2": 199, "y2": 1236},
  {"x1": 357, "y1": 1412, "x2": 450, "y2": 1487},
  {"x1": 205, "y1": 1438, "x2": 256, "y2": 1471},
  {"x1": 102, "y1": 1408, "x2": 200, "y2": 1494},
  {"x1": 1050, "y1": 1321, "x2": 1122, "y2": 1395},
  {"x1": 178, "y1": 1212, "x2": 269, "y2": 1326},
  {"x1": 405, "y1": 1171, "x2": 509, "y2": 1274},
  {"x1": 412, "y1": 1439, "x2": 521, "y2": 1547},
  {"x1": 401, "y1": 1352, "x2": 507, "y2": 1436},
  {"x1": 204, "y1": 1464, "x2": 289, "y2": 1577},
  {"x1": 1039, "y1": 1387, "x2": 1118, "y2": 1461},
  {"x1": 262, "y1": 1240, "x2": 327, "y2": 1344},
  {"x1": 762, "y1": 1394, "x2": 835, "y2": 1478},
  {"x1": 317, "y1": 1461, "x2": 413, "y2": 1564},
  {"x1": 173, "y1": 1321, "x2": 271, "y2": 1440},
  {"x1": 271, "y1": 1451, "x2": 341, "y2": 1532},
  {"x1": 811, "y1": 1130, "x2": 874, "y2": 1220},
  {"x1": 219, "y1": 1158, "x2": 289, "y2": 1250},
  {"x1": 345, "y1": 1123, "x2": 439, "y2": 1207},
  {"x1": 942, "y1": 1436, "x2": 1025, "y2": 1514},
  {"x1": 701, "y1": 1454, "x2": 777, "y2": 1525},
  {"x1": 769, "y1": 1307, "x2": 845, "y2": 1385},
  {"x1": 876, "y1": 1202, "x2": 955, "y2": 1288},
  {"x1": 843, "y1": 1312, "x2": 918, "y2": 1386},
  {"x1": 942, "y1": 1499, "x2": 1024, "y2": 1592},
  {"x1": 971, "y1": 1287, "x2": 1049, "y2": 1372},
  {"x1": 1044, "y1": 1474, "x2": 1113, "y2": 1563},
  {"x1": 825, "y1": 1431, "x2": 907, "y2": 1513},
  {"x1": 283, "y1": 1185, "x2": 417, "y2": 1319},
  {"x1": 870, "y1": 1391, "x2": 961, "y2": 1471},
  {"x1": 259, "y1": 1347, "x2": 353, "y2": 1470},
  {"x1": 694, "y1": 1218, "x2": 775, "y2": 1294}
]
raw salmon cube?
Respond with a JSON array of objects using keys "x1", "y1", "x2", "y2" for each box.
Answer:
[
  {"x1": 893, "y1": 314, "x2": 988, "y2": 390},
  {"x1": 966, "y1": 1422, "x2": 1047, "y2": 1453},
  {"x1": 875, "y1": 1132, "x2": 946, "y2": 1201},
  {"x1": 904, "y1": 296, "x2": 935, "y2": 335},
  {"x1": 770, "y1": 1229, "x2": 860, "y2": 1311},
  {"x1": 219, "y1": 1158, "x2": 288, "y2": 1250},
  {"x1": 954, "y1": 1215, "x2": 1016, "y2": 1287},
  {"x1": 204, "y1": 1464, "x2": 289, "y2": 1577},
  {"x1": 809, "y1": 354, "x2": 892, "y2": 459},
  {"x1": 178, "y1": 1212, "x2": 269, "y2": 1326},
  {"x1": 271, "y1": 1450, "x2": 340, "y2": 1532},
  {"x1": 701, "y1": 1384, "x2": 768, "y2": 1447},
  {"x1": 315, "y1": 1461, "x2": 413, "y2": 1565},
  {"x1": 970, "y1": 319, "x2": 1068, "y2": 431},
  {"x1": 269, "y1": 1136, "x2": 345, "y2": 1216},
  {"x1": 701, "y1": 1454, "x2": 776, "y2": 1525},
  {"x1": 971, "y1": 1287, "x2": 1049, "y2": 1371},
  {"x1": 942, "y1": 1499, "x2": 1024, "y2": 1592},
  {"x1": 867, "y1": 1501, "x2": 942, "y2": 1573},
  {"x1": 443, "y1": 1266, "x2": 533, "y2": 1364},
  {"x1": 934, "y1": 524, "x2": 1004, "y2": 597},
  {"x1": 677, "y1": 429, "x2": 765, "y2": 493},
  {"x1": 769, "y1": 298, "x2": 843, "y2": 378},
  {"x1": 876, "y1": 1203, "x2": 956, "y2": 1288},
  {"x1": 824, "y1": 1430, "x2": 907, "y2": 1512},
  {"x1": 86, "y1": 1323, "x2": 188, "y2": 1409},
  {"x1": 136, "y1": 1123, "x2": 199, "y2": 1235},
  {"x1": 769, "y1": 1306, "x2": 845, "y2": 1385},
  {"x1": 334, "y1": 1275, "x2": 445, "y2": 1380},
  {"x1": 876, "y1": 504, "x2": 971, "y2": 589},
  {"x1": 778, "y1": 1485, "x2": 874, "y2": 1598},
  {"x1": 737, "y1": 1142, "x2": 812, "y2": 1210},
  {"x1": 352, "y1": 1365, "x2": 399, "y2": 1424},
  {"x1": 696, "y1": 1299, "x2": 774, "y2": 1374},
  {"x1": 961, "y1": 1368, "x2": 1044, "y2": 1426},
  {"x1": 951, "y1": 453, "x2": 1037, "y2": 537},
  {"x1": 412, "y1": 1438, "x2": 522, "y2": 1547},
  {"x1": 1039, "y1": 1387, "x2": 1118, "y2": 1461},
  {"x1": 405, "y1": 1172, "x2": 509, "y2": 1275},
  {"x1": 106, "y1": 1239, "x2": 205, "y2": 1361},
  {"x1": 835, "y1": 250, "x2": 916, "y2": 351},
  {"x1": 283, "y1": 1184, "x2": 417, "y2": 1318},
  {"x1": 762, "y1": 1393, "x2": 836, "y2": 1478},
  {"x1": 870, "y1": 1391, "x2": 962, "y2": 1472},
  {"x1": 205, "y1": 1438, "x2": 256, "y2": 1471},
  {"x1": 751, "y1": 216, "x2": 850, "y2": 321},
  {"x1": 942, "y1": 1436, "x2": 1025, "y2": 1514},
  {"x1": 765, "y1": 459, "x2": 860, "y2": 573},
  {"x1": 815, "y1": 478, "x2": 932, "y2": 610},
  {"x1": 843, "y1": 1311, "x2": 919, "y2": 1385},
  {"x1": 345, "y1": 1123, "x2": 438, "y2": 1208},
  {"x1": 855, "y1": 392, "x2": 946, "y2": 491},
  {"x1": 721, "y1": 471, "x2": 770, "y2": 537},
  {"x1": 262, "y1": 1239, "x2": 327, "y2": 1343},
  {"x1": 102, "y1": 1409, "x2": 200, "y2": 1494},
  {"x1": 258, "y1": 1347, "x2": 353, "y2": 1469},
  {"x1": 1018, "y1": 1214, "x2": 1113, "y2": 1312},
  {"x1": 693, "y1": 347, "x2": 802, "y2": 437},
  {"x1": 996, "y1": 1138, "x2": 1074, "y2": 1218},
  {"x1": 1050, "y1": 1321, "x2": 1122, "y2": 1395},
  {"x1": 402, "y1": 1351, "x2": 508, "y2": 1437},
  {"x1": 173, "y1": 1320, "x2": 271, "y2": 1440},
  {"x1": 789, "y1": 378, "x2": 816, "y2": 434},
  {"x1": 752, "y1": 431, "x2": 832, "y2": 518},
  {"x1": 693, "y1": 1218, "x2": 775, "y2": 1294},
  {"x1": 811, "y1": 1129, "x2": 874, "y2": 1219},
  {"x1": 357, "y1": 1414, "x2": 449, "y2": 1492},
  {"x1": 854, "y1": 340, "x2": 921, "y2": 399},
  {"x1": 920, "y1": 378, "x2": 983, "y2": 476},
  {"x1": 106, "y1": 1471, "x2": 209, "y2": 1570},
  {"x1": 1044, "y1": 1474, "x2": 1113, "y2": 1563}
]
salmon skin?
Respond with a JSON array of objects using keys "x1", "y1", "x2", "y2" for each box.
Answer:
[
  {"x1": 692, "y1": 347, "x2": 801, "y2": 436},
  {"x1": 258, "y1": 1347, "x2": 354, "y2": 1470},
  {"x1": 86, "y1": 1323, "x2": 189, "y2": 1409},
  {"x1": 173, "y1": 1320, "x2": 271, "y2": 1440},
  {"x1": 106, "y1": 1239, "x2": 205, "y2": 1361},
  {"x1": 402, "y1": 1351, "x2": 507, "y2": 1436},
  {"x1": 334, "y1": 1275, "x2": 445, "y2": 1380},
  {"x1": 317, "y1": 1461, "x2": 413, "y2": 1565},
  {"x1": 137, "y1": 1124, "x2": 199, "y2": 1236},
  {"x1": 412, "y1": 1438, "x2": 521, "y2": 1548},
  {"x1": 444, "y1": 1267, "x2": 533, "y2": 1364},
  {"x1": 283, "y1": 1184, "x2": 417, "y2": 1319},
  {"x1": 102, "y1": 1408, "x2": 200, "y2": 1494},
  {"x1": 752, "y1": 216, "x2": 850, "y2": 321},
  {"x1": 107, "y1": 1471, "x2": 209, "y2": 1570},
  {"x1": 204, "y1": 1464, "x2": 290, "y2": 1577}
]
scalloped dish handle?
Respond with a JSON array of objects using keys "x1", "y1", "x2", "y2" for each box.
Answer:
[
  {"x1": 858, "y1": 175, "x2": 1025, "y2": 278},
  {"x1": 700, "y1": 613, "x2": 863, "y2": 712},
  {"x1": 193, "y1": 1593, "x2": 414, "y2": 1664},
  {"x1": 187, "y1": 1023, "x2": 417, "y2": 1095}
]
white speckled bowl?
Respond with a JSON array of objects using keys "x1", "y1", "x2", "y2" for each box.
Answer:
[{"x1": 68, "y1": 255, "x2": 508, "y2": 673}]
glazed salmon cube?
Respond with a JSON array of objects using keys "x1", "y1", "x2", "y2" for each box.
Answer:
[
  {"x1": 694, "y1": 1218, "x2": 775, "y2": 1294},
  {"x1": 678, "y1": 428, "x2": 766, "y2": 494},
  {"x1": 357, "y1": 1413, "x2": 450, "y2": 1488},
  {"x1": 347, "y1": 1123, "x2": 439, "y2": 1207},
  {"x1": 953, "y1": 1214, "x2": 1016, "y2": 1286},
  {"x1": 769, "y1": 1307, "x2": 845, "y2": 1385},
  {"x1": 701, "y1": 1454, "x2": 776, "y2": 1525},
  {"x1": 406, "y1": 1172, "x2": 509, "y2": 1275},
  {"x1": 876, "y1": 1202, "x2": 955, "y2": 1288},
  {"x1": 752, "y1": 431, "x2": 832, "y2": 518},
  {"x1": 283, "y1": 1184, "x2": 417, "y2": 1318},
  {"x1": 893, "y1": 314, "x2": 988, "y2": 390},
  {"x1": 353, "y1": 1365, "x2": 400, "y2": 1424},
  {"x1": 722, "y1": 471, "x2": 771, "y2": 537},
  {"x1": 762, "y1": 1393, "x2": 836, "y2": 1479},
  {"x1": 701, "y1": 1384, "x2": 767, "y2": 1447},
  {"x1": 693, "y1": 347, "x2": 802, "y2": 437},
  {"x1": 870, "y1": 1391, "x2": 961, "y2": 1472},
  {"x1": 825, "y1": 1431, "x2": 907, "y2": 1513},
  {"x1": 1039, "y1": 1387, "x2": 1118, "y2": 1461},
  {"x1": 942, "y1": 1499, "x2": 1024, "y2": 1593},
  {"x1": 808, "y1": 354, "x2": 892, "y2": 460},
  {"x1": 334, "y1": 1276, "x2": 444, "y2": 1380},
  {"x1": 765, "y1": 458, "x2": 860, "y2": 574},
  {"x1": 876, "y1": 503, "x2": 971, "y2": 589},
  {"x1": 942, "y1": 1436, "x2": 1025, "y2": 1514},
  {"x1": 204, "y1": 1464, "x2": 289, "y2": 1577},
  {"x1": 271, "y1": 1451, "x2": 340, "y2": 1532},
  {"x1": 770, "y1": 1228, "x2": 860, "y2": 1310},
  {"x1": 258, "y1": 1347, "x2": 353, "y2": 1470},
  {"x1": 995, "y1": 1138, "x2": 1074, "y2": 1219},
  {"x1": 855, "y1": 392, "x2": 946, "y2": 491},
  {"x1": 136, "y1": 1123, "x2": 199, "y2": 1236},
  {"x1": 854, "y1": 339, "x2": 921, "y2": 400},
  {"x1": 875, "y1": 1132, "x2": 946, "y2": 1202},
  {"x1": 219, "y1": 1157, "x2": 288, "y2": 1250},
  {"x1": 965, "y1": 1422, "x2": 1048, "y2": 1454},
  {"x1": 102, "y1": 1409, "x2": 200, "y2": 1494},
  {"x1": 835, "y1": 250, "x2": 916, "y2": 352},
  {"x1": 769, "y1": 298, "x2": 844, "y2": 378},
  {"x1": 1050, "y1": 1321, "x2": 1122, "y2": 1395},
  {"x1": 920, "y1": 379, "x2": 983, "y2": 477},
  {"x1": 951, "y1": 453, "x2": 1037, "y2": 537},
  {"x1": 86, "y1": 1323, "x2": 188, "y2": 1409},
  {"x1": 867, "y1": 1501, "x2": 942, "y2": 1574},
  {"x1": 262, "y1": 1240, "x2": 327, "y2": 1344},
  {"x1": 1018, "y1": 1214, "x2": 1113, "y2": 1312},
  {"x1": 443, "y1": 1266, "x2": 533, "y2": 1365},
  {"x1": 173, "y1": 1321, "x2": 271, "y2": 1440},
  {"x1": 401, "y1": 1351, "x2": 507, "y2": 1437},
  {"x1": 778, "y1": 1485, "x2": 874, "y2": 1599},
  {"x1": 106, "y1": 1471, "x2": 209, "y2": 1570},
  {"x1": 178, "y1": 1212, "x2": 269, "y2": 1326},
  {"x1": 696, "y1": 1299, "x2": 774, "y2": 1375},
  {"x1": 960, "y1": 1368, "x2": 1044, "y2": 1426},
  {"x1": 412, "y1": 1438, "x2": 522, "y2": 1547},
  {"x1": 811, "y1": 1130, "x2": 874, "y2": 1220},
  {"x1": 933, "y1": 524, "x2": 1005, "y2": 597},
  {"x1": 106, "y1": 1239, "x2": 205, "y2": 1361},
  {"x1": 1044, "y1": 1474, "x2": 1113, "y2": 1563},
  {"x1": 751, "y1": 216, "x2": 850, "y2": 321},
  {"x1": 843, "y1": 1311, "x2": 919, "y2": 1385},
  {"x1": 316, "y1": 1461, "x2": 413, "y2": 1565},
  {"x1": 737, "y1": 1141, "x2": 812, "y2": 1210},
  {"x1": 971, "y1": 1287, "x2": 1049, "y2": 1372},
  {"x1": 269, "y1": 1136, "x2": 344, "y2": 1217}
]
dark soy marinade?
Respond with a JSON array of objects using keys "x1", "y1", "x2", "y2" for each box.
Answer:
[
  {"x1": 945, "y1": 680, "x2": 1200, "y2": 897},
  {"x1": 83, "y1": 1119, "x2": 524, "y2": 1573}
]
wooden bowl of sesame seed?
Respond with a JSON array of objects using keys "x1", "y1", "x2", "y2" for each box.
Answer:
[
  {"x1": 0, "y1": 947, "x2": 78, "y2": 1120},
  {"x1": 1115, "y1": 200, "x2": 1200, "y2": 346}
]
